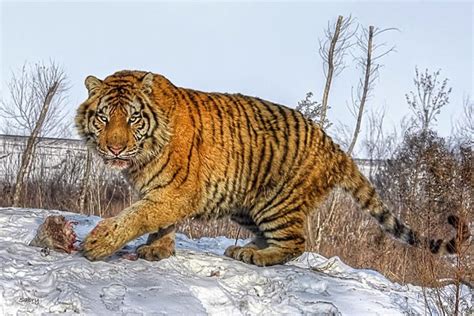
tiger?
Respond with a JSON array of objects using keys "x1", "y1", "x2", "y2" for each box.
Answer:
[{"x1": 75, "y1": 70, "x2": 469, "y2": 266}]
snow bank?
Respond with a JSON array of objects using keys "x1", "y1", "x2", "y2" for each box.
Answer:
[{"x1": 0, "y1": 208, "x2": 471, "y2": 315}]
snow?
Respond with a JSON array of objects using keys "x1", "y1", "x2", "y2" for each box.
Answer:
[{"x1": 0, "y1": 207, "x2": 471, "y2": 315}]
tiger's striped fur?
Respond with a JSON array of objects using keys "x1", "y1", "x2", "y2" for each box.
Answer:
[{"x1": 75, "y1": 70, "x2": 469, "y2": 266}]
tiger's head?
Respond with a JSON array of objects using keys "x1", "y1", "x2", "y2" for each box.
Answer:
[{"x1": 75, "y1": 71, "x2": 169, "y2": 170}]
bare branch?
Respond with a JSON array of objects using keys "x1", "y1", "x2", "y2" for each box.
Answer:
[
  {"x1": 318, "y1": 15, "x2": 357, "y2": 126},
  {"x1": 406, "y1": 67, "x2": 452, "y2": 132},
  {"x1": 347, "y1": 26, "x2": 374, "y2": 155},
  {"x1": 453, "y1": 96, "x2": 473, "y2": 147},
  {"x1": 347, "y1": 25, "x2": 396, "y2": 155},
  {"x1": 362, "y1": 106, "x2": 398, "y2": 162},
  {"x1": 0, "y1": 61, "x2": 70, "y2": 137}
]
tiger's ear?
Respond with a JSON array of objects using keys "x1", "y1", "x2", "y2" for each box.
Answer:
[
  {"x1": 141, "y1": 73, "x2": 154, "y2": 94},
  {"x1": 85, "y1": 76, "x2": 102, "y2": 96}
]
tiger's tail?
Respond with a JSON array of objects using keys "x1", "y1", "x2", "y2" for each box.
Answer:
[{"x1": 339, "y1": 159, "x2": 470, "y2": 255}]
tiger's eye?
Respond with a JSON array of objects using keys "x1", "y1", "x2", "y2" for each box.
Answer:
[
  {"x1": 97, "y1": 114, "x2": 108, "y2": 123},
  {"x1": 129, "y1": 113, "x2": 141, "y2": 123}
]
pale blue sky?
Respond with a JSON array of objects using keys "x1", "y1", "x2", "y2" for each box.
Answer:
[{"x1": 1, "y1": 1, "x2": 472, "y2": 154}]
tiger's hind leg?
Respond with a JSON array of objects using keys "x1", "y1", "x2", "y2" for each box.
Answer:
[
  {"x1": 228, "y1": 214, "x2": 269, "y2": 252},
  {"x1": 136, "y1": 224, "x2": 176, "y2": 261},
  {"x1": 243, "y1": 232, "x2": 269, "y2": 249},
  {"x1": 225, "y1": 212, "x2": 306, "y2": 266}
]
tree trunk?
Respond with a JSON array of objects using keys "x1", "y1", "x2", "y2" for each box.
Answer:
[
  {"x1": 12, "y1": 81, "x2": 59, "y2": 206},
  {"x1": 320, "y1": 15, "x2": 344, "y2": 125},
  {"x1": 347, "y1": 26, "x2": 374, "y2": 155},
  {"x1": 311, "y1": 26, "x2": 375, "y2": 250},
  {"x1": 307, "y1": 16, "x2": 345, "y2": 247},
  {"x1": 79, "y1": 149, "x2": 93, "y2": 214}
]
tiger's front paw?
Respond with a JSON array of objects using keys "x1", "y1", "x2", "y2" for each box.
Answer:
[
  {"x1": 136, "y1": 244, "x2": 176, "y2": 261},
  {"x1": 137, "y1": 231, "x2": 176, "y2": 261},
  {"x1": 81, "y1": 218, "x2": 123, "y2": 261}
]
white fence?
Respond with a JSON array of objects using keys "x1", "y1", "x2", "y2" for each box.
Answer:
[
  {"x1": 0, "y1": 134, "x2": 381, "y2": 182},
  {"x1": 0, "y1": 135, "x2": 88, "y2": 182}
]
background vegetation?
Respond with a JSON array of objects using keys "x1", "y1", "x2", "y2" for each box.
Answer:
[{"x1": 0, "y1": 15, "x2": 471, "y2": 316}]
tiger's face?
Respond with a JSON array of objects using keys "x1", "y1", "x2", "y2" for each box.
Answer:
[
  {"x1": 91, "y1": 97, "x2": 145, "y2": 169},
  {"x1": 76, "y1": 72, "x2": 158, "y2": 170}
]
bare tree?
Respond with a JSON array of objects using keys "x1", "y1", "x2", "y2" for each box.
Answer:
[
  {"x1": 405, "y1": 67, "x2": 452, "y2": 133},
  {"x1": 310, "y1": 25, "x2": 395, "y2": 251},
  {"x1": 453, "y1": 96, "x2": 473, "y2": 147},
  {"x1": 318, "y1": 15, "x2": 357, "y2": 126},
  {"x1": 0, "y1": 62, "x2": 69, "y2": 137},
  {"x1": 2, "y1": 62, "x2": 69, "y2": 206},
  {"x1": 298, "y1": 16, "x2": 357, "y2": 245},
  {"x1": 362, "y1": 107, "x2": 398, "y2": 179},
  {"x1": 347, "y1": 26, "x2": 396, "y2": 154},
  {"x1": 79, "y1": 149, "x2": 93, "y2": 214},
  {"x1": 298, "y1": 15, "x2": 357, "y2": 129}
]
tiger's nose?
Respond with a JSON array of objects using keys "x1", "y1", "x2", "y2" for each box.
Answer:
[{"x1": 108, "y1": 145, "x2": 125, "y2": 156}]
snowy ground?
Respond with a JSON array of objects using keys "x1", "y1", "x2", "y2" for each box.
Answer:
[{"x1": 0, "y1": 207, "x2": 471, "y2": 315}]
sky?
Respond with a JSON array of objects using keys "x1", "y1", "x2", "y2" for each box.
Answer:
[{"x1": 0, "y1": 0, "x2": 472, "y2": 154}]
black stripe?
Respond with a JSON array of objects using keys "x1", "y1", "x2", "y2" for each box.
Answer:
[
  {"x1": 238, "y1": 97, "x2": 259, "y2": 137},
  {"x1": 175, "y1": 88, "x2": 196, "y2": 129},
  {"x1": 306, "y1": 123, "x2": 315, "y2": 149},
  {"x1": 220, "y1": 95, "x2": 238, "y2": 208},
  {"x1": 107, "y1": 78, "x2": 135, "y2": 85},
  {"x1": 86, "y1": 109, "x2": 96, "y2": 121},
  {"x1": 142, "y1": 150, "x2": 171, "y2": 190},
  {"x1": 374, "y1": 207, "x2": 391, "y2": 225},
  {"x1": 262, "y1": 217, "x2": 304, "y2": 233},
  {"x1": 289, "y1": 111, "x2": 302, "y2": 168},
  {"x1": 165, "y1": 86, "x2": 181, "y2": 116},
  {"x1": 188, "y1": 91, "x2": 204, "y2": 146},
  {"x1": 208, "y1": 95, "x2": 225, "y2": 144},
  {"x1": 155, "y1": 167, "x2": 182, "y2": 189},
  {"x1": 276, "y1": 106, "x2": 290, "y2": 176},
  {"x1": 249, "y1": 252, "x2": 255, "y2": 265},
  {"x1": 229, "y1": 96, "x2": 247, "y2": 194},
  {"x1": 235, "y1": 97, "x2": 255, "y2": 194},
  {"x1": 361, "y1": 187, "x2": 376, "y2": 210},
  {"x1": 257, "y1": 99, "x2": 280, "y2": 146},
  {"x1": 253, "y1": 183, "x2": 288, "y2": 223},
  {"x1": 254, "y1": 168, "x2": 311, "y2": 223},
  {"x1": 231, "y1": 214, "x2": 253, "y2": 225},
  {"x1": 247, "y1": 97, "x2": 267, "y2": 132},
  {"x1": 202, "y1": 182, "x2": 219, "y2": 211},
  {"x1": 320, "y1": 129, "x2": 327, "y2": 148},
  {"x1": 258, "y1": 141, "x2": 275, "y2": 191},
  {"x1": 405, "y1": 230, "x2": 419, "y2": 246},
  {"x1": 353, "y1": 178, "x2": 364, "y2": 200},
  {"x1": 196, "y1": 93, "x2": 217, "y2": 144},
  {"x1": 248, "y1": 139, "x2": 266, "y2": 193},
  {"x1": 391, "y1": 218, "x2": 404, "y2": 238},
  {"x1": 267, "y1": 235, "x2": 305, "y2": 243},
  {"x1": 429, "y1": 239, "x2": 442, "y2": 253},
  {"x1": 214, "y1": 181, "x2": 230, "y2": 211},
  {"x1": 257, "y1": 204, "x2": 304, "y2": 226},
  {"x1": 177, "y1": 139, "x2": 195, "y2": 187},
  {"x1": 138, "y1": 95, "x2": 158, "y2": 136}
]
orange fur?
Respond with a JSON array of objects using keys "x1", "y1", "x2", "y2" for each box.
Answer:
[{"x1": 75, "y1": 70, "x2": 469, "y2": 266}]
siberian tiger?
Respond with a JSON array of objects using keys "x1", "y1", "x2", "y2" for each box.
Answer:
[{"x1": 75, "y1": 70, "x2": 469, "y2": 266}]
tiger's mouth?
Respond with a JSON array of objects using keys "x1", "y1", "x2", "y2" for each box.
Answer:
[
  {"x1": 97, "y1": 147, "x2": 137, "y2": 170},
  {"x1": 104, "y1": 158, "x2": 132, "y2": 170}
]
